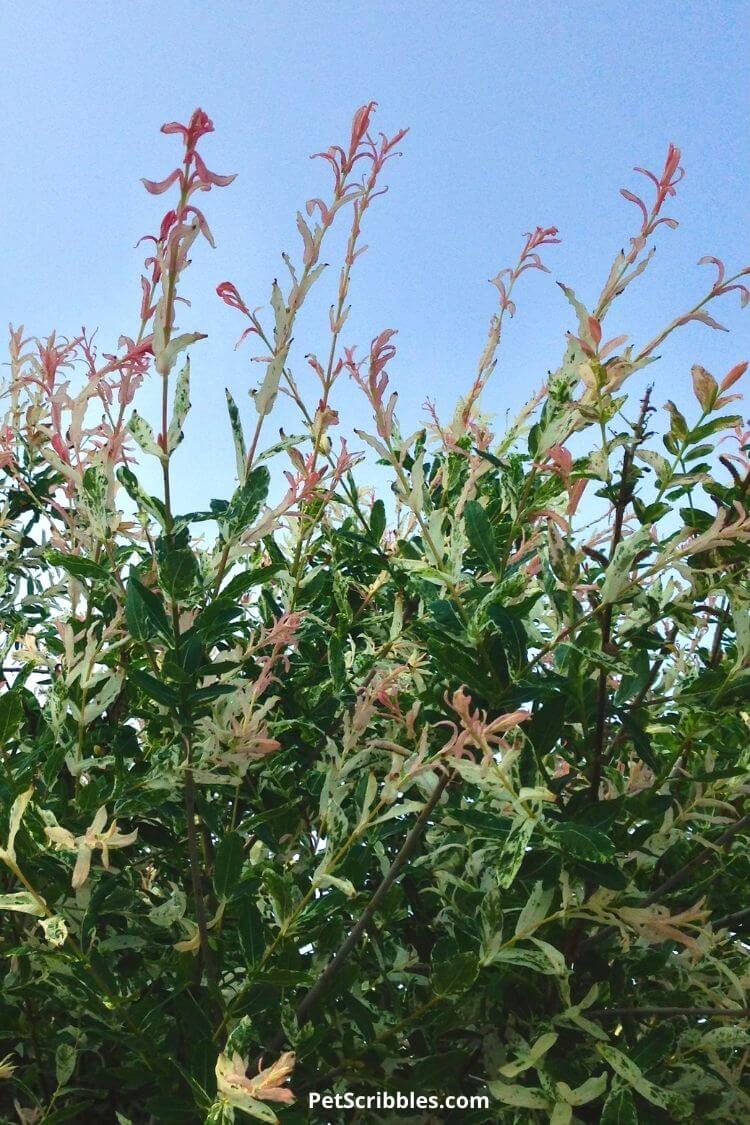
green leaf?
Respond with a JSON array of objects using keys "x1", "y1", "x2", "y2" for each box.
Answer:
[
  {"x1": 370, "y1": 498, "x2": 386, "y2": 542},
  {"x1": 0, "y1": 691, "x2": 23, "y2": 744},
  {"x1": 127, "y1": 668, "x2": 179, "y2": 707},
  {"x1": 213, "y1": 832, "x2": 245, "y2": 900},
  {"x1": 464, "y1": 500, "x2": 498, "y2": 574},
  {"x1": 237, "y1": 1096, "x2": 281, "y2": 1123},
  {"x1": 515, "y1": 881, "x2": 554, "y2": 937},
  {"x1": 263, "y1": 869, "x2": 295, "y2": 924},
  {"x1": 148, "y1": 888, "x2": 187, "y2": 928},
  {"x1": 225, "y1": 388, "x2": 247, "y2": 483},
  {"x1": 155, "y1": 332, "x2": 206, "y2": 377},
  {"x1": 81, "y1": 465, "x2": 110, "y2": 524},
  {"x1": 600, "y1": 530, "x2": 651, "y2": 605},
  {"x1": 55, "y1": 1042, "x2": 77, "y2": 1086},
  {"x1": 45, "y1": 550, "x2": 109, "y2": 581},
  {"x1": 249, "y1": 967, "x2": 312, "y2": 987},
  {"x1": 0, "y1": 891, "x2": 45, "y2": 916},
  {"x1": 569, "y1": 796, "x2": 623, "y2": 832},
  {"x1": 2, "y1": 785, "x2": 33, "y2": 864},
  {"x1": 237, "y1": 898, "x2": 265, "y2": 967},
  {"x1": 127, "y1": 410, "x2": 164, "y2": 461},
  {"x1": 125, "y1": 577, "x2": 172, "y2": 643},
  {"x1": 552, "y1": 821, "x2": 616, "y2": 861},
  {"x1": 528, "y1": 696, "x2": 567, "y2": 756},
  {"x1": 601, "y1": 1088, "x2": 638, "y2": 1125},
  {"x1": 691, "y1": 414, "x2": 743, "y2": 441},
  {"x1": 635, "y1": 448, "x2": 671, "y2": 484},
  {"x1": 167, "y1": 358, "x2": 191, "y2": 453},
  {"x1": 432, "y1": 951, "x2": 479, "y2": 996},
  {"x1": 499, "y1": 1031, "x2": 558, "y2": 1077},
  {"x1": 498, "y1": 816, "x2": 537, "y2": 888},
  {"x1": 488, "y1": 1080, "x2": 549, "y2": 1109},
  {"x1": 224, "y1": 465, "x2": 270, "y2": 537},
  {"x1": 597, "y1": 1043, "x2": 670, "y2": 1110},
  {"x1": 116, "y1": 466, "x2": 168, "y2": 527},
  {"x1": 558, "y1": 282, "x2": 592, "y2": 336},
  {"x1": 618, "y1": 710, "x2": 658, "y2": 771},
  {"x1": 489, "y1": 947, "x2": 560, "y2": 975},
  {"x1": 156, "y1": 535, "x2": 200, "y2": 599},
  {"x1": 219, "y1": 564, "x2": 283, "y2": 602},
  {"x1": 328, "y1": 634, "x2": 346, "y2": 691},
  {"x1": 486, "y1": 605, "x2": 528, "y2": 670}
]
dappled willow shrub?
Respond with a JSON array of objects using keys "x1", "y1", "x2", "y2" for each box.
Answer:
[{"x1": 1, "y1": 104, "x2": 750, "y2": 1123}]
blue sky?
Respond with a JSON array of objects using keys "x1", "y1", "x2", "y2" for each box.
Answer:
[{"x1": 2, "y1": 1, "x2": 748, "y2": 511}]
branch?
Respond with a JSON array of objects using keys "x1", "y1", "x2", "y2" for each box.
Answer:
[
  {"x1": 182, "y1": 742, "x2": 220, "y2": 998},
  {"x1": 645, "y1": 811, "x2": 750, "y2": 904},
  {"x1": 260, "y1": 770, "x2": 452, "y2": 1057},
  {"x1": 576, "y1": 810, "x2": 750, "y2": 958},
  {"x1": 587, "y1": 1006, "x2": 750, "y2": 1020},
  {"x1": 588, "y1": 388, "x2": 653, "y2": 800},
  {"x1": 713, "y1": 905, "x2": 750, "y2": 931}
]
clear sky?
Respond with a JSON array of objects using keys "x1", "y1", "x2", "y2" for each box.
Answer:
[{"x1": 2, "y1": 1, "x2": 748, "y2": 512}]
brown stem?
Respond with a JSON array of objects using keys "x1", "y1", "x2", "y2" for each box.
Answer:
[
  {"x1": 709, "y1": 598, "x2": 729, "y2": 668},
  {"x1": 713, "y1": 905, "x2": 750, "y2": 931},
  {"x1": 608, "y1": 622, "x2": 679, "y2": 759},
  {"x1": 183, "y1": 760, "x2": 219, "y2": 996},
  {"x1": 259, "y1": 770, "x2": 452, "y2": 1058},
  {"x1": 587, "y1": 1006, "x2": 750, "y2": 1020},
  {"x1": 644, "y1": 812, "x2": 750, "y2": 904},
  {"x1": 588, "y1": 389, "x2": 653, "y2": 800},
  {"x1": 576, "y1": 810, "x2": 750, "y2": 958},
  {"x1": 4, "y1": 904, "x2": 49, "y2": 1099}
]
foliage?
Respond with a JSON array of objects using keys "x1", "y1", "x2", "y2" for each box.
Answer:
[{"x1": 1, "y1": 104, "x2": 750, "y2": 1124}]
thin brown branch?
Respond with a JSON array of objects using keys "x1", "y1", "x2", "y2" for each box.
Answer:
[
  {"x1": 576, "y1": 810, "x2": 750, "y2": 958},
  {"x1": 713, "y1": 905, "x2": 750, "y2": 931},
  {"x1": 588, "y1": 388, "x2": 653, "y2": 800},
  {"x1": 587, "y1": 1006, "x2": 750, "y2": 1020},
  {"x1": 259, "y1": 769, "x2": 452, "y2": 1058},
  {"x1": 183, "y1": 760, "x2": 219, "y2": 996}
]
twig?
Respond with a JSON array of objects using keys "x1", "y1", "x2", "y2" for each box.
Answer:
[
  {"x1": 588, "y1": 388, "x2": 653, "y2": 800},
  {"x1": 713, "y1": 905, "x2": 750, "y2": 931},
  {"x1": 183, "y1": 759, "x2": 219, "y2": 996},
  {"x1": 587, "y1": 1006, "x2": 750, "y2": 1020},
  {"x1": 576, "y1": 811, "x2": 750, "y2": 957},
  {"x1": 644, "y1": 812, "x2": 750, "y2": 904},
  {"x1": 258, "y1": 770, "x2": 452, "y2": 1058},
  {"x1": 709, "y1": 598, "x2": 730, "y2": 668}
]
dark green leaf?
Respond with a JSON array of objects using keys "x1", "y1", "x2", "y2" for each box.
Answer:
[
  {"x1": 127, "y1": 667, "x2": 179, "y2": 707},
  {"x1": 214, "y1": 832, "x2": 245, "y2": 900},
  {"x1": 328, "y1": 634, "x2": 346, "y2": 691},
  {"x1": 370, "y1": 498, "x2": 386, "y2": 542},
  {"x1": 125, "y1": 577, "x2": 172, "y2": 643},
  {"x1": 46, "y1": 550, "x2": 109, "y2": 581},
  {"x1": 225, "y1": 466, "x2": 270, "y2": 536},
  {"x1": 432, "y1": 952, "x2": 479, "y2": 996},
  {"x1": 464, "y1": 500, "x2": 498, "y2": 574},
  {"x1": 552, "y1": 821, "x2": 616, "y2": 861},
  {"x1": 0, "y1": 691, "x2": 23, "y2": 743},
  {"x1": 237, "y1": 897, "x2": 265, "y2": 967},
  {"x1": 601, "y1": 1087, "x2": 638, "y2": 1125}
]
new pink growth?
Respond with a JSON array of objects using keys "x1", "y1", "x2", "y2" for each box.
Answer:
[
  {"x1": 461, "y1": 226, "x2": 560, "y2": 427},
  {"x1": 622, "y1": 143, "x2": 683, "y2": 245},
  {"x1": 440, "y1": 686, "x2": 530, "y2": 762},
  {"x1": 536, "y1": 443, "x2": 588, "y2": 516},
  {"x1": 138, "y1": 108, "x2": 236, "y2": 373},
  {"x1": 345, "y1": 329, "x2": 399, "y2": 442},
  {"x1": 698, "y1": 256, "x2": 750, "y2": 308}
]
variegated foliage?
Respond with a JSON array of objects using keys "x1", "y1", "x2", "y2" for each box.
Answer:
[{"x1": 1, "y1": 107, "x2": 749, "y2": 1124}]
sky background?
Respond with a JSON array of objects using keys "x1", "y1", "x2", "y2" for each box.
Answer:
[{"x1": 2, "y1": 1, "x2": 748, "y2": 512}]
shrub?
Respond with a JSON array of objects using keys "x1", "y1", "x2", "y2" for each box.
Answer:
[{"x1": 1, "y1": 104, "x2": 749, "y2": 1124}]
